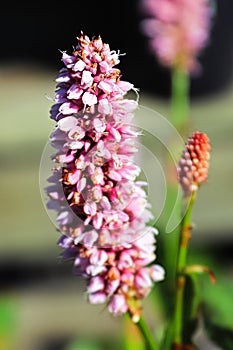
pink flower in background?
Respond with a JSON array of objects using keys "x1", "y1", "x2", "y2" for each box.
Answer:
[
  {"x1": 141, "y1": 0, "x2": 213, "y2": 72},
  {"x1": 47, "y1": 32, "x2": 164, "y2": 320}
]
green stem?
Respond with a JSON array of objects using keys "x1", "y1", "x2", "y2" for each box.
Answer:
[
  {"x1": 172, "y1": 191, "x2": 196, "y2": 348},
  {"x1": 170, "y1": 68, "x2": 190, "y2": 131},
  {"x1": 157, "y1": 68, "x2": 191, "y2": 349},
  {"x1": 177, "y1": 192, "x2": 196, "y2": 272},
  {"x1": 137, "y1": 316, "x2": 160, "y2": 350}
]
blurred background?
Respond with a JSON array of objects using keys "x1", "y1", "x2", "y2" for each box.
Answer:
[{"x1": 0, "y1": 1, "x2": 233, "y2": 349}]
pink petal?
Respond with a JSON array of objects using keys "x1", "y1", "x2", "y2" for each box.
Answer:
[
  {"x1": 59, "y1": 102, "x2": 79, "y2": 115},
  {"x1": 75, "y1": 155, "x2": 85, "y2": 169},
  {"x1": 90, "y1": 250, "x2": 108, "y2": 266},
  {"x1": 93, "y1": 213, "x2": 103, "y2": 230},
  {"x1": 66, "y1": 140, "x2": 84, "y2": 150},
  {"x1": 67, "y1": 85, "x2": 83, "y2": 99},
  {"x1": 58, "y1": 116, "x2": 77, "y2": 131},
  {"x1": 135, "y1": 268, "x2": 152, "y2": 289},
  {"x1": 109, "y1": 127, "x2": 121, "y2": 142},
  {"x1": 57, "y1": 211, "x2": 73, "y2": 225},
  {"x1": 98, "y1": 80, "x2": 113, "y2": 93},
  {"x1": 76, "y1": 177, "x2": 86, "y2": 192},
  {"x1": 87, "y1": 276, "x2": 105, "y2": 293},
  {"x1": 82, "y1": 92, "x2": 97, "y2": 106},
  {"x1": 83, "y1": 230, "x2": 98, "y2": 247},
  {"x1": 118, "y1": 251, "x2": 133, "y2": 269},
  {"x1": 98, "y1": 99, "x2": 112, "y2": 115},
  {"x1": 150, "y1": 265, "x2": 165, "y2": 282},
  {"x1": 73, "y1": 59, "x2": 86, "y2": 72},
  {"x1": 84, "y1": 201, "x2": 97, "y2": 216},
  {"x1": 68, "y1": 126, "x2": 85, "y2": 140},
  {"x1": 67, "y1": 169, "x2": 81, "y2": 185},
  {"x1": 88, "y1": 292, "x2": 107, "y2": 304},
  {"x1": 108, "y1": 294, "x2": 128, "y2": 316},
  {"x1": 61, "y1": 52, "x2": 76, "y2": 67},
  {"x1": 81, "y1": 70, "x2": 94, "y2": 86},
  {"x1": 93, "y1": 118, "x2": 106, "y2": 132},
  {"x1": 106, "y1": 279, "x2": 120, "y2": 295},
  {"x1": 99, "y1": 61, "x2": 109, "y2": 73},
  {"x1": 117, "y1": 80, "x2": 133, "y2": 93},
  {"x1": 108, "y1": 169, "x2": 122, "y2": 181},
  {"x1": 100, "y1": 196, "x2": 111, "y2": 210},
  {"x1": 86, "y1": 265, "x2": 107, "y2": 276}
]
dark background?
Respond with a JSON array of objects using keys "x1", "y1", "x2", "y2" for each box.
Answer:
[{"x1": 1, "y1": 0, "x2": 233, "y2": 97}]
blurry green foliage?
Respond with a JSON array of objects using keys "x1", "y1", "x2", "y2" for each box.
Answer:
[{"x1": 66, "y1": 339, "x2": 101, "y2": 350}]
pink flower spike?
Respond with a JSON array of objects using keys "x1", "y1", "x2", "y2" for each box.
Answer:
[
  {"x1": 141, "y1": 0, "x2": 213, "y2": 73},
  {"x1": 47, "y1": 32, "x2": 165, "y2": 322}
]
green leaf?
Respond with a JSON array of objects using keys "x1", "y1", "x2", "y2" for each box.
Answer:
[
  {"x1": 0, "y1": 297, "x2": 16, "y2": 335},
  {"x1": 182, "y1": 276, "x2": 199, "y2": 346},
  {"x1": 205, "y1": 323, "x2": 233, "y2": 350},
  {"x1": 201, "y1": 303, "x2": 233, "y2": 350},
  {"x1": 202, "y1": 274, "x2": 233, "y2": 328},
  {"x1": 160, "y1": 320, "x2": 174, "y2": 350},
  {"x1": 188, "y1": 251, "x2": 233, "y2": 329}
]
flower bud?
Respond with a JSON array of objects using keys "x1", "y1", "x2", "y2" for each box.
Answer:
[{"x1": 178, "y1": 131, "x2": 210, "y2": 197}]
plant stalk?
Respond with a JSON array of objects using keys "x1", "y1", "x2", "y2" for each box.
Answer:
[
  {"x1": 172, "y1": 191, "x2": 196, "y2": 348},
  {"x1": 137, "y1": 316, "x2": 160, "y2": 350},
  {"x1": 170, "y1": 68, "x2": 190, "y2": 132}
]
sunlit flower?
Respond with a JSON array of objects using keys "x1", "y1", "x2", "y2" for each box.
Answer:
[
  {"x1": 141, "y1": 0, "x2": 213, "y2": 72},
  {"x1": 58, "y1": 232, "x2": 165, "y2": 322},
  {"x1": 177, "y1": 131, "x2": 211, "y2": 197},
  {"x1": 47, "y1": 32, "x2": 164, "y2": 320},
  {"x1": 47, "y1": 33, "x2": 156, "y2": 248},
  {"x1": 50, "y1": 32, "x2": 135, "y2": 121}
]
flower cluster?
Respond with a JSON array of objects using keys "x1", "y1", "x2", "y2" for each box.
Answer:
[
  {"x1": 141, "y1": 0, "x2": 213, "y2": 72},
  {"x1": 59, "y1": 231, "x2": 164, "y2": 322},
  {"x1": 47, "y1": 32, "x2": 164, "y2": 321},
  {"x1": 177, "y1": 131, "x2": 211, "y2": 197}
]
